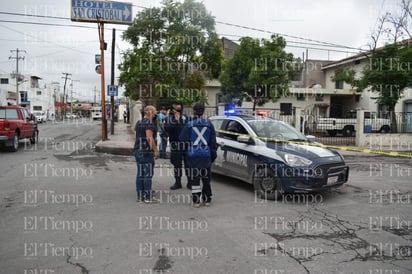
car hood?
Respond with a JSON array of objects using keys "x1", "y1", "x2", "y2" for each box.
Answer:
[{"x1": 266, "y1": 141, "x2": 339, "y2": 160}]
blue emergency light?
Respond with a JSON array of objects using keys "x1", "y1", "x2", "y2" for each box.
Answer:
[{"x1": 224, "y1": 104, "x2": 237, "y2": 115}]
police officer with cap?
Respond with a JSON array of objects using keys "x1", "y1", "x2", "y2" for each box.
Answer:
[
  {"x1": 164, "y1": 101, "x2": 189, "y2": 190},
  {"x1": 179, "y1": 102, "x2": 217, "y2": 207}
]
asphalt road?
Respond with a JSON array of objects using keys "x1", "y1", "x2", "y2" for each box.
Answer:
[{"x1": 0, "y1": 120, "x2": 411, "y2": 274}]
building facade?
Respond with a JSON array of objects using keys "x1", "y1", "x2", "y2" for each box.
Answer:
[
  {"x1": 214, "y1": 38, "x2": 412, "y2": 121},
  {"x1": 0, "y1": 74, "x2": 60, "y2": 120}
]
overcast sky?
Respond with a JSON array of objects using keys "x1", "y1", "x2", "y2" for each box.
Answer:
[{"x1": 0, "y1": 0, "x2": 401, "y2": 101}]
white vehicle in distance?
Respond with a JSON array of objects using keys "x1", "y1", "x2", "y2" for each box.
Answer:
[
  {"x1": 33, "y1": 111, "x2": 47, "y2": 123},
  {"x1": 91, "y1": 106, "x2": 102, "y2": 120},
  {"x1": 65, "y1": 113, "x2": 79, "y2": 119}
]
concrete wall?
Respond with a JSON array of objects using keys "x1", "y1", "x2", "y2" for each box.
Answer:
[{"x1": 356, "y1": 110, "x2": 412, "y2": 149}]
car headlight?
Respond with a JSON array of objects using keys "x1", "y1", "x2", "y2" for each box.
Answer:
[{"x1": 284, "y1": 154, "x2": 312, "y2": 167}]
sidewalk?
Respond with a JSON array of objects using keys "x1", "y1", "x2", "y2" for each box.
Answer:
[{"x1": 95, "y1": 121, "x2": 135, "y2": 155}]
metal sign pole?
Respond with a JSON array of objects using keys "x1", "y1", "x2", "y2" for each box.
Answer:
[
  {"x1": 110, "y1": 28, "x2": 116, "y2": 135},
  {"x1": 99, "y1": 21, "x2": 107, "y2": 141},
  {"x1": 71, "y1": 0, "x2": 132, "y2": 141}
]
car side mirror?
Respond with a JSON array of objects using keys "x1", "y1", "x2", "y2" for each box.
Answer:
[{"x1": 237, "y1": 135, "x2": 254, "y2": 145}]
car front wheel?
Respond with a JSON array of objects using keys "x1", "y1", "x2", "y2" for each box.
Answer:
[{"x1": 253, "y1": 167, "x2": 282, "y2": 200}]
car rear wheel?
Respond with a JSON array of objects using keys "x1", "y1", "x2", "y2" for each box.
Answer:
[
  {"x1": 342, "y1": 126, "x2": 354, "y2": 137},
  {"x1": 253, "y1": 167, "x2": 282, "y2": 200},
  {"x1": 379, "y1": 125, "x2": 390, "y2": 133},
  {"x1": 10, "y1": 132, "x2": 19, "y2": 152}
]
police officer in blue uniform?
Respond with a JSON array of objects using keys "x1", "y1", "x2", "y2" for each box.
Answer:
[
  {"x1": 180, "y1": 103, "x2": 217, "y2": 207},
  {"x1": 164, "y1": 101, "x2": 189, "y2": 190}
]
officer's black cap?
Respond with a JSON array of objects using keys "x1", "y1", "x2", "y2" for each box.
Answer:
[{"x1": 193, "y1": 102, "x2": 205, "y2": 115}]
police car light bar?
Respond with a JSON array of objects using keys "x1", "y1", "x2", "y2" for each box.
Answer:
[{"x1": 225, "y1": 108, "x2": 236, "y2": 115}]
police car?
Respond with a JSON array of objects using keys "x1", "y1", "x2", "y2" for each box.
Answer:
[{"x1": 209, "y1": 114, "x2": 349, "y2": 200}]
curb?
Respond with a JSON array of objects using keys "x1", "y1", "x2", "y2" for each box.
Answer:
[{"x1": 95, "y1": 142, "x2": 134, "y2": 156}]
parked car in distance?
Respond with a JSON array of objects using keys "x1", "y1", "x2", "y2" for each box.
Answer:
[
  {"x1": 314, "y1": 111, "x2": 391, "y2": 137},
  {"x1": 91, "y1": 106, "x2": 102, "y2": 120},
  {"x1": 33, "y1": 111, "x2": 47, "y2": 123},
  {"x1": 0, "y1": 106, "x2": 39, "y2": 151},
  {"x1": 65, "y1": 113, "x2": 79, "y2": 119}
]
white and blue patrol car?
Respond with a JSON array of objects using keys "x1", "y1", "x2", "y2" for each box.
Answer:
[{"x1": 210, "y1": 115, "x2": 349, "y2": 200}]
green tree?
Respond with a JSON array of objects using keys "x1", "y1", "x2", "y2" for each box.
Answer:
[
  {"x1": 336, "y1": 1, "x2": 412, "y2": 133},
  {"x1": 118, "y1": 0, "x2": 223, "y2": 106},
  {"x1": 359, "y1": 43, "x2": 412, "y2": 132},
  {"x1": 331, "y1": 43, "x2": 412, "y2": 133},
  {"x1": 219, "y1": 35, "x2": 298, "y2": 111}
]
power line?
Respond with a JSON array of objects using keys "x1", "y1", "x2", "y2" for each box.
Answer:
[
  {"x1": 0, "y1": 17, "x2": 362, "y2": 56},
  {"x1": 0, "y1": 10, "x2": 366, "y2": 53},
  {"x1": 0, "y1": 19, "x2": 96, "y2": 29},
  {"x1": 0, "y1": 24, "x2": 93, "y2": 55},
  {"x1": 220, "y1": 33, "x2": 361, "y2": 54},
  {"x1": 215, "y1": 20, "x2": 367, "y2": 52}
]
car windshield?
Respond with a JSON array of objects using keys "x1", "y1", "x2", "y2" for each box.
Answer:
[{"x1": 247, "y1": 119, "x2": 307, "y2": 142}]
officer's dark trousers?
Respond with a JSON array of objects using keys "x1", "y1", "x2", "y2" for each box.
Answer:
[
  {"x1": 189, "y1": 167, "x2": 212, "y2": 203},
  {"x1": 170, "y1": 149, "x2": 187, "y2": 184}
]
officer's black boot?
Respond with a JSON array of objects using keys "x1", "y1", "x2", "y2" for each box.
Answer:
[{"x1": 170, "y1": 180, "x2": 182, "y2": 190}]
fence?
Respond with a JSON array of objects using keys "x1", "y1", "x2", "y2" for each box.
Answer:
[
  {"x1": 357, "y1": 110, "x2": 412, "y2": 149},
  {"x1": 303, "y1": 111, "x2": 412, "y2": 146}
]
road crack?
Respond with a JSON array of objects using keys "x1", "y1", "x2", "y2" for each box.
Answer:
[
  {"x1": 263, "y1": 206, "x2": 412, "y2": 272},
  {"x1": 66, "y1": 254, "x2": 90, "y2": 274}
]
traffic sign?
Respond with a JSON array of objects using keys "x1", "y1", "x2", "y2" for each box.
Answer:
[
  {"x1": 95, "y1": 65, "x2": 102, "y2": 74},
  {"x1": 107, "y1": 85, "x2": 118, "y2": 96},
  {"x1": 71, "y1": 0, "x2": 133, "y2": 25},
  {"x1": 95, "y1": 54, "x2": 101, "y2": 64}
]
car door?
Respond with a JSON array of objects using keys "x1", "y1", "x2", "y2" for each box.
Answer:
[
  {"x1": 21, "y1": 109, "x2": 33, "y2": 138},
  {"x1": 210, "y1": 118, "x2": 226, "y2": 173},
  {"x1": 218, "y1": 119, "x2": 251, "y2": 181}
]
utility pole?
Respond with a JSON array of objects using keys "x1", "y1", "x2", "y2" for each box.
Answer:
[
  {"x1": 9, "y1": 48, "x2": 26, "y2": 106},
  {"x1": 98, "y1": 19, "x2": 107, "y2": 141},
  {"x1": 62, "y1": 73, "x2": 71, "y2": 119},
  {"x1": 70, "y1": 79, "x2": 80, "y2": 116}
]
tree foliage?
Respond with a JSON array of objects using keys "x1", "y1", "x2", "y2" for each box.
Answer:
[
  {"x1": 334, "y1": 43, "x2": 412, "y2": 132},
  {"x1": 331, "y1": 69, "x2": 358, "y2": 89},
  {"x1": 118, "y1": 0, "x2": 223, "y2": 106},
  {"x1": 219, "y1": 35, "x2": 298, "y2": 110},
  {"x1": 360, "y1": 43, "x2": 412, "y2": 108}
]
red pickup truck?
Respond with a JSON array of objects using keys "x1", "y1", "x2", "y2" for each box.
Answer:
[{"x1": 0, "y1": 106, "x2": 39, "y2": 152}]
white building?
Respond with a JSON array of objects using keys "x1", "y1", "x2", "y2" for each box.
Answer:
[{"x1": 0, "y1": 74, "x2": 61, "y2": 119}]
